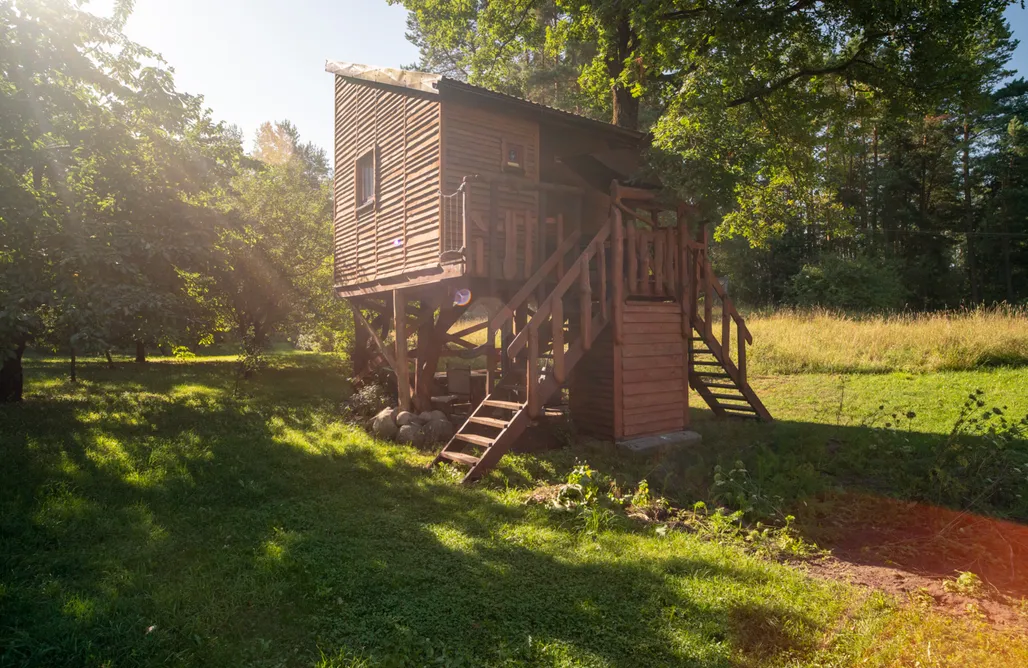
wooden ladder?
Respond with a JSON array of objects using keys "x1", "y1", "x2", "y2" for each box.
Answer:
[{"x1": 430, "y1": 215, "x2": 613, "y2": 483}]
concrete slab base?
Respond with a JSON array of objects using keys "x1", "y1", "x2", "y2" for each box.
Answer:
[{"x1": 616, "y1": 430, "x2": 702, "y2": 455}]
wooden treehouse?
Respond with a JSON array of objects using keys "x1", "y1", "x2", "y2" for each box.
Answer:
[{"x1": 327, "y1": 61, "x2": 771, "y2": 482}]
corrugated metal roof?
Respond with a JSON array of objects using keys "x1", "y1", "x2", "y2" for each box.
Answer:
[{"x1": 325, "y1": 61, "x2": 646, "y2": 143}]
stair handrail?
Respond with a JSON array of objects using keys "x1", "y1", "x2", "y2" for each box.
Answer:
[
  {"x1": 488, "y1": 229, "x2": 583, "y2": 333},
  {"x1": 506, "y1": 218, "x2": 612, "y2": 361}
]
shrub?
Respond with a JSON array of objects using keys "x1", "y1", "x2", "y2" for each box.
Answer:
[{"x1": 786, "y1": 255, "x2": 908, "y2": 311}]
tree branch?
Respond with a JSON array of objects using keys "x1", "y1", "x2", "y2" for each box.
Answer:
[{"x1": 727, "y1": 33, "x2": 886, "y2": 107}]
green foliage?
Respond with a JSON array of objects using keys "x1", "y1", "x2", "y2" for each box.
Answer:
[
  {"x1": 785, "y1": 255, "x2": 909, "y2": 311},
  {"x1": 944, "y1": 571, "x2": 986, "y2": 598}
]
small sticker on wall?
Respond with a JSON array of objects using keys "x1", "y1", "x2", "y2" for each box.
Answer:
[{"x1": 392, "y1": 238, "x2": 403, "y2": 248}]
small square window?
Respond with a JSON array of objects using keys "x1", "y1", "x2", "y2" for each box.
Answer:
[
  {"x1": 502, "y1": 140, "x2": 524, "y2": 173},
  {"x1": 356, "y1": 148, "x2": 375, "y2": 209}
]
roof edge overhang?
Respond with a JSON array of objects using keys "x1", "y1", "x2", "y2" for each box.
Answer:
[{"x1": 326, "y1": 61, "x2": 648, "y2": 147}]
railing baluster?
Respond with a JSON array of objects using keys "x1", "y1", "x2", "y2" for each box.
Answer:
[
  {"x1": 626, "y1": 221, "x2": 637, "y2": 295},
  {"x1": 580, "y1": 253, "x2": 592, "y2": 350},
  {"x1": 738, "y1": 324, "x2": 747, "y2": 387},
  {"x1": 722, "y1": 298, "x2": 731, "y2": 366},
  {"x1": 640, "y1": 232, "x2": 652, "y2": 296},
  {"x1": 703, "y1": 257, "x2": 713, "y2": 342},
  {"x1": 613, "y1": 209, "x2": 624, "y2": 344},
  {"x1": 527, "y1": 327, "x2": 540, "y2": 418},
  {"x1": 552, "y1": 294, "x2": 565, "y2": 383},
  {"x1": 654, "y1": 231, "x2": 665, "y2": 297},
  {"x1": 485, "y1": 325, "x2": 496, "y2": 393},
  {"x1": 599, "y1": 240, "x2": 608, "y2": 321}
]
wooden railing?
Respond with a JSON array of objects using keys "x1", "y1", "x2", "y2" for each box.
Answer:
[
  {"x1": 507, "y1": 217, "x2": 613, "y2": 418},
  {"x1": 482, "y1": 229, "x2": 583, "y2": 390},
  {"x1": 686, "y1": 225, "x2": 751, "y2": 387}
]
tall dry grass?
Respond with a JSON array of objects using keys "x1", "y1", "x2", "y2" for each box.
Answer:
[{"x1": 745, "y1": 306, "x2": 1028, "y2": 374}]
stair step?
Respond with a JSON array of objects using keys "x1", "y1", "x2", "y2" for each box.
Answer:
[
  {"x1": 439, "y1": 451, "x2": 481, "y2": 466},
  {"x1": 455, "y1": 433, "x2": 496, "y2": 447},
  {"x1": 720, "y1": 405, "x2": 758, "y2": 413},
  {"x1": 482, "y1": 399, "x2": 523, "y2": 411},
  {"x1": 710, "y1": 393, "x2": 747, "y2": 401},
  {"x1": 693, "y1": 361, "x2": 722, "y2": 367},
  {"x1": 693, "y1": 371, "x2": 732, "y2": 379},
  {"x1": 703, "y1": 382, "x2": 739, "y2": 390},
  {"x1": 468, "y1": 416, "x2": 509, "y2": 429}
]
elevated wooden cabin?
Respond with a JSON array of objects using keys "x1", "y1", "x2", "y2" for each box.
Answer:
[{"x1": 327, "y1": 62, "x2": 771, "y2": 481}]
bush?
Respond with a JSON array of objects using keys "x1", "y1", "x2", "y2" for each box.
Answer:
[{"x1": 786, "y1": 255, "x2": 908, "y2": 311}]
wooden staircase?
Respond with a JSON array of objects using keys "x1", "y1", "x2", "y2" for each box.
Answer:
[
  {"x1": 430, "y1": 216, "x2": 613, "y2": 482},
  {"x1": 684, "y1": 223, "x2": 772, "y2": 422},
  {"x1": 430, "y1": 182, "x2": 770, "y2": 482}
]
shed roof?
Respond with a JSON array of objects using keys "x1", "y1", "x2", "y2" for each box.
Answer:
[{"x1": 325, "y1": 61, "x2": 646, "y2": 144}]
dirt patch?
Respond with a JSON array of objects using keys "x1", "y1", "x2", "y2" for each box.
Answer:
[{"x1": 797, "y1": 491, "x2": 1028, "y2": 627}]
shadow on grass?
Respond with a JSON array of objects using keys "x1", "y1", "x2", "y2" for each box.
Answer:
[
  {"x1": 526, "y1": 406, "x2": 1028, "y2": 599},
  {"x1": 2, "y1": 361, "x2": 832, "y2": 667}
]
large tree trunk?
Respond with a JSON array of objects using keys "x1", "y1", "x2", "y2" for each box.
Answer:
[
  {"x1": 135, "y1": 340, "x2": 146, "y2": 364},
  {"x1": 608, "y1": 11, "x2": 639, "y2": 131},
  {"x1": 0, "y1": 340, "x2": 27, "y2": 403}
]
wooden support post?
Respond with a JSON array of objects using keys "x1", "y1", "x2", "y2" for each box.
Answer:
[
  {"x1": 552, "y1": 294, "x2": 565, "y2": 383},
  {"x1": 351, "y1": 301, "x2": 370, "y2": 377},
  {"x1": 612, "y1": 208, "x2": 624, "y2": 344},
  {"x1": 514, "y1": 303, "x2": 527, "y2": 365},
  {"x1": 413, "y1": 306, "x2": 436, "y2": 412},
  {"x1": 393, "y1": 290, "x2": 410, "y2": 411},
  {"x1": 527, "y1": 327, "x2": 540, "y2": 418},
  {"x1": 626, "y1": 221, "x2": 637, "y2": 295},
  {"x1": 679, "y1": 212, "x2": 690, "y2": 339},
  {"x1": 353, "y1": 305, "x2": 396, "y2": 370},
  {"x1": 579, "y1": 253, "x2": 592, "y2": 350},
  {"x1": 599, "y1": 241, "x2": 608, "y2": 321}
]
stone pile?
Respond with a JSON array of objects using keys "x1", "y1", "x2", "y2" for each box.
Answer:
[{"x1": 371, "y1": 407, "x2": 455, "y2": 447}]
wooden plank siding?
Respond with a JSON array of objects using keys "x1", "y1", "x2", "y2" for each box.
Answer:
[
  {"x1": 440, "y1": 101, "x2": 540, "y2": 279},
  {"x1": 616, "y1": 301, "x2": 687, "y2": 439},
  {"x1": 333, "y1": 77, "x2": 442, "y2": 289}
]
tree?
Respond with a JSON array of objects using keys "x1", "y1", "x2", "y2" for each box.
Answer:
[{"x1": 203, "y1": 122, "x2": 333, "y2": 374}]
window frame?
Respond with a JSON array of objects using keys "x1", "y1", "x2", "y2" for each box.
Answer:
[
  {"x1": 501, "y1": 139, "x2": 525, "y2": 175},
  {"x1": 355, "y1": 146, "x2": 377, "y2": 212}
]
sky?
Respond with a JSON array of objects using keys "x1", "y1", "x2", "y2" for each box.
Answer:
[{"x1": 88, "y1": 1, "x2": 1028, "y2": 155}]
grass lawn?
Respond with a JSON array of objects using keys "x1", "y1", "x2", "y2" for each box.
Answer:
[{"x1": 2, "y1": 353, "x2": 1028, "y2": 667}]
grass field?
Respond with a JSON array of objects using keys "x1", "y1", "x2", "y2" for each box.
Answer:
[
  {"x1": 745, "y1": 306, "x2": 1028, "y2": 375},
  {"x1": 2, "y1": 351, "x2": 1028, "y2": 667}
]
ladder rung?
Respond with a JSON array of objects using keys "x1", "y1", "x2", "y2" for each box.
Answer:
[
  {"x1": 482, "y1": 399, "x2": 522, "y2": 411},
  {"x1": 468, "y1": 416, "x2": 509, "y2": 429},
  {"x1": 455, "y1": 433, "x2": 495, "y2": 447},
  {"x1": 693, "y1": 361, "x2": 722, "y2": 367},
  {"x1": 710, "y1": 393, "x2": 746, "y2": 401},
  {"x1": 440, "y1": 451, "x2": 481, "y2": 466},
  {"x1": 703, "y1": 382, "x2": 738, "y2": 390},
  {"x1": 721, "y1": 405, "x2": 757, "y2": 413},
  {"x1": 693, "y1": 371, "x2": 732, "y2": 379}
]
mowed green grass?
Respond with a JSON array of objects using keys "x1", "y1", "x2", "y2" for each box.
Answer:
[{"x1": 2, "y1": 354, "x2": 1028, "y2": 667}]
